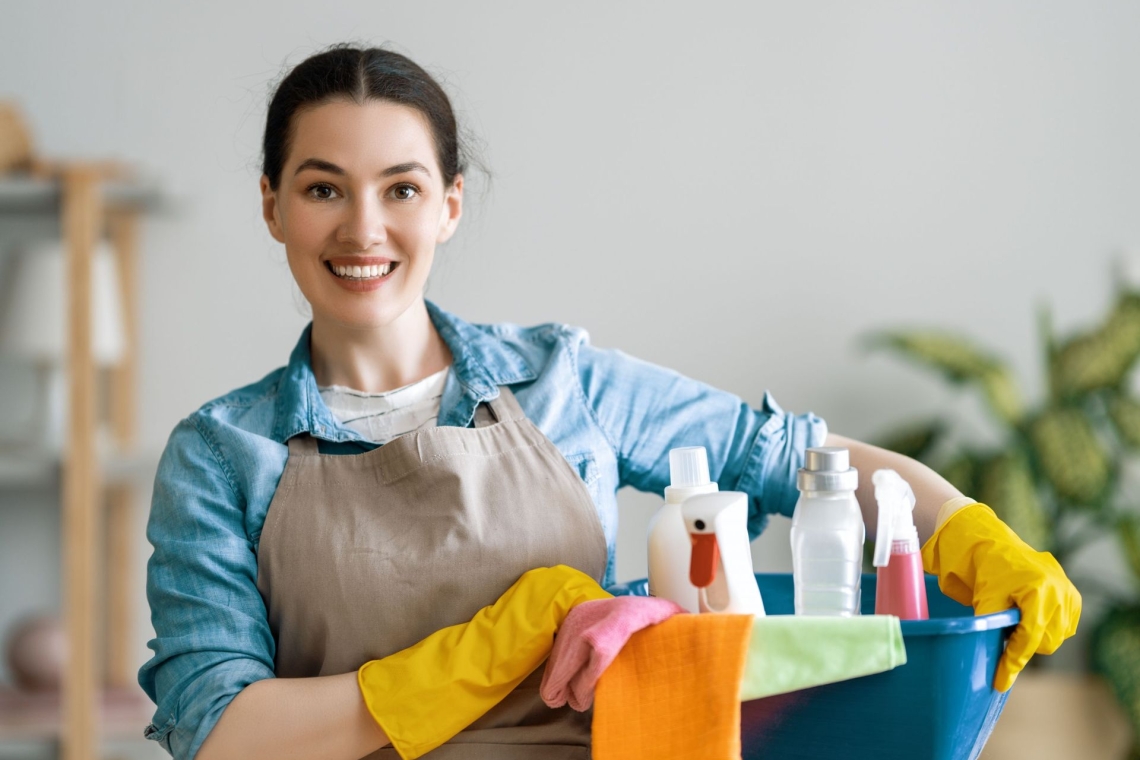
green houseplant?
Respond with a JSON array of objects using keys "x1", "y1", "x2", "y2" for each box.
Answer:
[{"x1": 869, "y1": 283, "x2": 1140, "y2": 752}]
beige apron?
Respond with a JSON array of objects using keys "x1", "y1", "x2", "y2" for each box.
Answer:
[{"x1": 256, "y1": 385, "x2": 609, "y2": 759}]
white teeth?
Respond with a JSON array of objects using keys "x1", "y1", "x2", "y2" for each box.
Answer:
[{"x1": 330, "y1": 262, "x2": 394, "y2": 279}]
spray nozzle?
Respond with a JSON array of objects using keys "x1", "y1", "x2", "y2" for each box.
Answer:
[{"x1": 872, "y1": 469, "x2": 918, "y2": 567}]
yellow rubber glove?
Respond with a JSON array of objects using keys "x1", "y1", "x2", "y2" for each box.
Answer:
[
  {"x1": 921, "y1": 503, "x2": 1081, "y2": 692},
  {"x1": 358, "y1": 564, "x2": 611, "y2": 760}
]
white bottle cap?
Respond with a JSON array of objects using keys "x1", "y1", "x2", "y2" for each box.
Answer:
[{"x1": 669, "y1": 447, "x2": 710, "y2": 487}]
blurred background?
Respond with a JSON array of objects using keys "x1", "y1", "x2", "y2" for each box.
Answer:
[{"x1": 1, "y1": 1, "x2": 1139, "y2": 758}]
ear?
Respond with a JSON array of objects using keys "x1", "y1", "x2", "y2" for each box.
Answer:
[
  {"x1": 260, "y1": 175, "x2": 286, "y2": 244},
  {"x1": 436, "y1": 174, "x2": 464, "y2": 244}
]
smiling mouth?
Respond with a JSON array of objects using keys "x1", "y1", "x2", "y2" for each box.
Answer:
[{"x1": 325, "y1": 261, "x2": 397, "y2": 280}]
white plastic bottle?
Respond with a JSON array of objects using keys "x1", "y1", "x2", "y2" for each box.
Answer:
[
  {"x1": 790, "y1": 446, "x2": 865, "y2": 616},
  {"x1": 648, "y1": 447, "x2": 718, "y2": 613}
]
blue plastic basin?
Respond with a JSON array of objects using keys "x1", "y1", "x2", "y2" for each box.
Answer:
[{"x1": 606, "y1": 572, "x2": 1020, "y2": 760}]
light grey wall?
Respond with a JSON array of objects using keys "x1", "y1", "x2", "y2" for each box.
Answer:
[{"x1": 2, "y1": 0, "x2": 1139, "y2": 709}]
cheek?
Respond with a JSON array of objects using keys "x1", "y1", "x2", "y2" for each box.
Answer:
[
  {"x1": 283, "y1": 201, "x2": 329, "y2": 250},
  {"x1": 395, "y1": 205, "x2": 445, "y2": 254}
]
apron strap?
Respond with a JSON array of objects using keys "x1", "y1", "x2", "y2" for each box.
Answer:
[
  {"x1": 473, "y1": 385, "x2": 526, "y2": 428},
  {"x1": 473, "y1": 404, "x2": 496, "y2": 428},
  {"x1": 286, "y1": 433, "x2": 321, "y2": 455}
]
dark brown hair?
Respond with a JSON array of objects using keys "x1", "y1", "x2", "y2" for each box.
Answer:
[{"x1": 262, "y1": 44, "x2": 469, "y2": 191}]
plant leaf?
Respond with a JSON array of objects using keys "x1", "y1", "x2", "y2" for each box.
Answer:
[
  {"x1": 869, "y1": 331, "x2": 999, "y2": 381},
  {"x1": 939, "y1": 456, "x2": 978, "y2": 497},
  {"x1": 979, "y1": 366, "x2": 1026, "y2": 424},
  {"x1": 1091, "y1": 606, "x2": 1140, "y2": 743},
  {"x1": 1028, "y1": 407, "x2": 1111, "y2": 507},
  {"x1": 1052, "y1": 294, "x2": 1140, "y2": 397},
  {"x1": 1109, "y1": 394, "x2": 1140, "y2": 449},
  {"x1": 975, "y1": 450, "x2": 1052, "y2": 551},
  {"x1": 874, "y1": 420, "x2": 945, "y2": 462},
  {"x1": 1119, "y1": 515, "x2": 1140, "y2": 585},
  {"x1": 868, "y1": 330, "x2": 1024, "y2": 423}
]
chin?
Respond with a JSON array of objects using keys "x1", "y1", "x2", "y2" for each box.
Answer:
[{"x1": 323, "y1": 298, "x2": 418, "y2": 330}]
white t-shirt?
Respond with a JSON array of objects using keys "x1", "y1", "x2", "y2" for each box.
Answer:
[{"x1": 317, "y1": 366, "x2": 450, "y2": 445}]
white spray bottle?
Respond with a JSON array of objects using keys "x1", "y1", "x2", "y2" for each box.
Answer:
[
  {"x1": 872, "y1": 469, "x2": 929, "y2": 620},
  {"x1": 648, "y1": 447, "x2": 718, "y2": 613}
]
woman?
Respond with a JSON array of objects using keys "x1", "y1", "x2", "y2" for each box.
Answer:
[{"x1": 138, "y1": 44, "x2": 1080, "y2": 760}]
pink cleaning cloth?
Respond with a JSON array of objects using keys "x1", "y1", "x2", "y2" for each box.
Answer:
[{"x1": 540, "y1": 595, "x2": 686, "y2": 711}]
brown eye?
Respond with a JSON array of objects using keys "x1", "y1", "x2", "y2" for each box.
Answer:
[
  {"x1": 392, "y1": 184, "x2": 418, "y2": 201},
  {"x1": 307, "y1": 183, "x2": 337, "y2": 201}
]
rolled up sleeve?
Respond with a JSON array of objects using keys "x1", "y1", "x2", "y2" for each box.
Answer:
[
  {"x1": 574, "y1": 339, "x2": 828, "y2": 538},
  {"x1": 138, "y1": 417, "x2": 277, "y2": 759}
]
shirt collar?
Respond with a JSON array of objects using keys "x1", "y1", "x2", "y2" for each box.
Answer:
[{"x1": 272, "y1": 299, "x2": 538, "y2": 442}]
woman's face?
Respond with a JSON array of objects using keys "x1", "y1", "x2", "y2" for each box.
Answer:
[{"x1": 260, "y1": 98, "x2": 463, "y2": 329}]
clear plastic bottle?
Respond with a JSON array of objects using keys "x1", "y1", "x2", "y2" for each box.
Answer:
[{"x1": 790, "y1": 447, "x2": 865, "y2": 616}]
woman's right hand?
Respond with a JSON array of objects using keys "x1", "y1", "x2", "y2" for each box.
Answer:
[
  {"x1": 357, "y1": 565, "x2": 611, "y2": 760},
  {"x1": 196, "y1": 671, "x2": 390, "y2": 760}
]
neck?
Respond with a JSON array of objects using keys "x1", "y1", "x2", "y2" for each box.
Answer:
[{"x1": 309, "y1": 297, "x2": 452, "y2": 393}]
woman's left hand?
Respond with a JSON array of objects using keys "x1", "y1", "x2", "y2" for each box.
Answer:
[{"x1": 921, "y1": 502, "x2": 1082, "y2": 692}]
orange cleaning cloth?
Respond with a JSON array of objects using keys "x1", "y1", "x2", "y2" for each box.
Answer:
[{"x1": 591, "y1": 612, "x2": 753, "y2": 760}]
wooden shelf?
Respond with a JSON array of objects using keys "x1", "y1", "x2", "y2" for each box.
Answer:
[
  {"x1": 0, "y1": 175, "x2": 164, "y2": 216},
  {"x1": 0, "y1": 686, "x2": 153, "y2": 742},
  {"x1": 0, "y1": 163, "x2": 158, "y2": 760},
  {"x1": 0, "y1": 446, "x2": 159, "y2": 491}
]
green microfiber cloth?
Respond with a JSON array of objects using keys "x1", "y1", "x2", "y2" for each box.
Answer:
[{"x1": 739, "y1": 614, "x2": 907, "y2": 701}]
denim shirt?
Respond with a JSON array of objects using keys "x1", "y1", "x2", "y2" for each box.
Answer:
[{"x1": 138, "y1": 299, "x2": 827, "y2": 759}]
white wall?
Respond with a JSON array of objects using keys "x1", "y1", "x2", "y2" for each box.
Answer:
[{"x1": 2, "y1": 0, "x2": 1139, "y2": 706}]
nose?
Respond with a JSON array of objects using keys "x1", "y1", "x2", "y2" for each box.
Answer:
[{"x1": 335, "y1": 192, "x2": 387, "y2": 250}]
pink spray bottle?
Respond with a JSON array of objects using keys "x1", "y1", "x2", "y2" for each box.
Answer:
[{"x1": 872, "y1": 469, "x2": 929, "y2": 620}]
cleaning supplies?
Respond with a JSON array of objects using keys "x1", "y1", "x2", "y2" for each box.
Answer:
[
  {"x1": 872, "y1": 469, "x2": 929, "y2": 620},
  {"x1": 682, "y1": 492, "x2": 766, "y2": 616},
  {"x1": 648, "y1": 446, "x2": 718, "y2": 613},
  {"x1": 540, "y1": 595, "x2": 685, "y2": 711},
  {"x1": 738, "y1": 614, "x2": 907, "y2": 700},
  {"x1": 866, "y1": 469, "x2": 930, "y2": 624},
  {"x1": 592, "y1": 613, "x2": 753, "y2": 760},
  {"x1": 790, "y1": 447, "x2": 864, "y2": 616}
]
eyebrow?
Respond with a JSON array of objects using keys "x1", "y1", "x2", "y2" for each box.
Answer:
[{"x1": 293, "y1": 158, "x2": 432, "y2": 178}]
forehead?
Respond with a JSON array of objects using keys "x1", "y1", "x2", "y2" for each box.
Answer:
[{"x1": 287, "y1": 99, "x2": 438, "y2": 174}]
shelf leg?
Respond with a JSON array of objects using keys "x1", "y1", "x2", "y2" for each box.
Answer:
[
  {"x1": 105, "y1": 210, "x2": 138, "y2": 689},
  {"x1": 62, "y1": 166, "x2": 102, "y2": 760}
]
